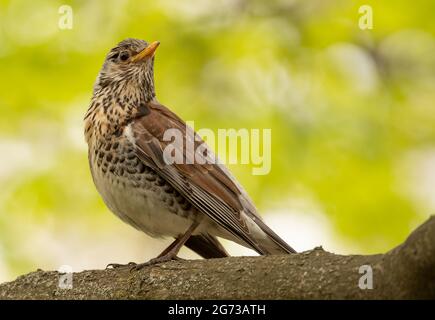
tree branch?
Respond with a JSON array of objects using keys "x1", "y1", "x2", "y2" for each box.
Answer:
[{"x1": 1, "y1": 217, "x2": 434, "y2": 299}]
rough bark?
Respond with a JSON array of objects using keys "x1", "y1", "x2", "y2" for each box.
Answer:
[{"x1": 1, "y1": 216, "x2": 434, "y2": 300}]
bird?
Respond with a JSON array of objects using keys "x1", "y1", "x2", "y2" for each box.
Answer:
[{"x1": 84, "y1": 38, "x2": 296, "y2": 269}]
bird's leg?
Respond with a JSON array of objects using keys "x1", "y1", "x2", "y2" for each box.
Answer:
[
  {"x1": 106, "y1": 222, "x2": 197, "y2": 269},
  {"x1": 106, "y1": 236, "x2": 183, "y2": 269},
  {"x1": 131, "y1": 221, "x2": 199, "y2": 270},
  {"x1": 156, "y1": 237, "x2": 181, "y2": 258}
]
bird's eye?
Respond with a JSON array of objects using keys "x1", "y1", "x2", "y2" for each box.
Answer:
[{"x1": 119, "y1": 52, "x2": 129, "y2": 61}]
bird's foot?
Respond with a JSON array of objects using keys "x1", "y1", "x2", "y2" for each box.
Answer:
[
  {"x1": 130, "y1": 255, "x2": 184, "y2": 271},
  {"x1": 106, "y1": 262, "x2": 137, "y2": 269}
]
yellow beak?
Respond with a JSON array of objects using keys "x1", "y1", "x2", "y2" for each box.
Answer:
[{"x1": 131, "y1": 41, "x2": 160, "y2": 62}]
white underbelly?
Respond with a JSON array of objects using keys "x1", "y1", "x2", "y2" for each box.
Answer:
[{"x1": 92, "y1": 168, "x2": 192, "y2": 238}]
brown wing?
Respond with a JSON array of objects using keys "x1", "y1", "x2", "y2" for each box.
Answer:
[
  {"x1": 128, "y1": 101, "x2": 270, "y2": 253},
  {"x1": 129, "y1": 101, "x2": 296, "y2": 254}
]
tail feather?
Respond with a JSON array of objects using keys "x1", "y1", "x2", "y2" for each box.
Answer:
[
  {"x1": 254, "y1": 218, "x2": 297, "y2": 254},
  {"x1": 185, "y1": 234, "x2": 229, "y2": 259},
  {"x1": 240, "y1": 210, "x2": 297, "y2": 255}
]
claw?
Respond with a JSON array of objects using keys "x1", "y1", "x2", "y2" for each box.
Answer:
[
  {"x1": 106, "y1": 262, "x2": 137, "y2": 269},
  {"x1": 130, "y1": 254, "x2": 181, "y2": 271}
]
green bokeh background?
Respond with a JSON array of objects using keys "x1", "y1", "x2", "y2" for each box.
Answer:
[{"x1": 0, "y1": 0, "x2": 434, "y2": 282}]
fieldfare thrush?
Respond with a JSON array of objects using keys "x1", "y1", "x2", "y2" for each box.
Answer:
[{"x1": 84, "y1": 38, "x2": 296, "y2": 269}]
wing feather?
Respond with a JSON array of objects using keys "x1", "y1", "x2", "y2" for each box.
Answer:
[{"x1": 129, "y1": 101, "x2": 295, "y2": 254}]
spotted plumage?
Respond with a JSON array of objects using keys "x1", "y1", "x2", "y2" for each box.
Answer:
[{"x1": 85, "y1": 38, "x2": 295, "y2": 268}]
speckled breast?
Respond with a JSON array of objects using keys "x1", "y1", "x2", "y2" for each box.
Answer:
[{"x1": 88, "y1": 134, "x2": 196, "y2": 237}]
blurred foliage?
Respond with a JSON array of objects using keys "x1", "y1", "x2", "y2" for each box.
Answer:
[{"x1": 0, "y1": 0, "x2": 435, "y2": 280}]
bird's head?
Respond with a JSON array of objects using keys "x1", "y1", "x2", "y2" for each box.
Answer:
[{"x1": 94, "y1": 38, "x2": 160, "y2": 101}]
